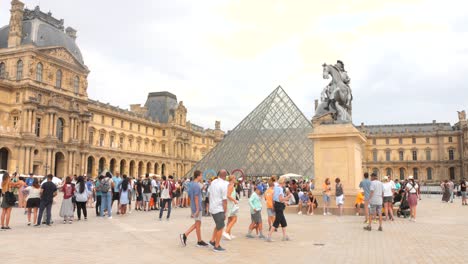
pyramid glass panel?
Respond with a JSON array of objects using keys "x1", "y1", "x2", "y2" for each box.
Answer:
[{"x1": 187, "y1": 86, "x2": 314, "y2": 179}]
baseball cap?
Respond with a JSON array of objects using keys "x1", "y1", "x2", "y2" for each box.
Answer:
[{"x1": 256, "y1": 184, "x2": 264, "y2": 194}]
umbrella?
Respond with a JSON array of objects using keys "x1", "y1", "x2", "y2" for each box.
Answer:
[{"x1": 280, "y1": 173, "x2": 303, "y2": 179}]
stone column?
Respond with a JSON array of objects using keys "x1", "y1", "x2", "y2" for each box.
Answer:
[
  {"x1": 29, "y1": 146, "x2": 33, "y2": 173},
  {"x1": 23, "y1": 146, "x2": 29, "y2": 174},
  {"x1": 50, "y1": 150, "x2": 55, "y2": 176}
]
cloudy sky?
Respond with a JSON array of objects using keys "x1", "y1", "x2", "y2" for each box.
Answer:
[{"x1": 1, "y1": 0, "x2": 467, "y2": 130}]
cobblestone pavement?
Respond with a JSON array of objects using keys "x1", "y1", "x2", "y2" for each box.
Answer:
[{"x1": 2, "y1": 195, "x2": 468, "y2": 264}]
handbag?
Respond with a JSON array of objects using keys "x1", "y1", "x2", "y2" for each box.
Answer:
[{"x1": 4, "y1": 191, "x2": 17, "y2": 206}]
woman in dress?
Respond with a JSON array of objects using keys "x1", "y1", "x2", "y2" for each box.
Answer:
[
  {"x1": 405, "y1": 175, "x2": 419, "y2": 222},
  {"x1": 1, "y1": 173, "x2": 22, "y2": 230},
  {"x1": 59, "y1": 176, "x2": 75, "y2": 223},
  {"x1": 17, "y1": 176, "x2": 27, "y2": 210},
  {"x1": 224, "y1": 175, "x2": 238, "y2": 240},
  {"x1": 322, "y1": 178, "x2": 332, "y2": 216},
  {"x1": 75, "y1": 176, "x2": 89, "y2": 221},
  {"x1": 441, "y1": 180, "x2": 450, "y2": 202},
  {"x1": 25, "y1": 178, "x2": 41, "y2": 226},
  {"x1": 335, "y1": 178, "x2": 344, "y2": 216},
  {"x1": 119, "y1": 175, "x2": 130, "y2": 215}
]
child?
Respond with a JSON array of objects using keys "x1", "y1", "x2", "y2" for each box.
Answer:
[{"x1": 246, "y1": 184, "x2": 265, "y2": 239}]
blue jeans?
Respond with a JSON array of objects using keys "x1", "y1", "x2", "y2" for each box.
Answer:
[
  {"x1": 100, "y1": 192, "x2": 112, "y2": 217},
  {"x1": 159, "y1": 198, "x2": 172, "y2": 219},
  {"x1": 37, "y1": 200, "x2": 53, "y2": 225}
]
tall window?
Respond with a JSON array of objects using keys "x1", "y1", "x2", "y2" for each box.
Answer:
[
  {"x1": 35, "y1": 118, "x2": 41, "y2": 137},
  {"x1": 412, "y1": 137, "x2": 416, "y2": 144},
  {"x1": 413, "y1": 168, "x2": 419, "y2": 179},
  {"x1": 372, "y1": 138, "x2": 376, "y2": 145},
  {"x1": 119, "y1": 137, "x2": 123, "y2": 149},
  {"x1": 56, "y1": 118, "x2": 64, "y2": 141},
  {"x1": 129, "y1": 139, "x2": 133, "y2": 149},
  {"x1": 399, "y1": 150, "x2": 404, "y2": 161},
  {"x1": 37, "y1": 94, "x2": 42, "y2": 103},
  {"x1": 449, "y1": 149, "x2": 454, "y2": 160},
  {"x1": 449, "y1": 167, "x2": 455, "y2": 180},
  {"x1": 399, "y1": 138, "x2": 403, "y2": 144},
  {"x1": 99, "y1": 134, "x2": 105, "y2": 147},
  {"x1": 385, "y1": 150, "x2": 391, "y2": 161},
  {"x1": 427, "y1": 168, "x2": 433, "y2": 181},
  {"x1": 36, "y1": 63, "x2": 43, "y2": 82},
  {"x1": 161, "y1": 144, "x2": 166, "y2": 154},
  {"x1": 111, "y1": 118, "x2": 115, "y2": 126},
  {"x1": 120, "y1": 120, "x2": 124, "y2": 128},
  {"x1": 385, "y1": 138, "x2": 389, "y2": 145},
  {"x1": 130, "y1": 123, "x2": 133, "y2": 130},
  {"x1": 399, "y1": 168, "x2": 405, "y2": 180},
  {"x1": 426, "y1": 137, "x2": 430, "y2": 144},
  {"x1": 386, "y1": 168, "x2": 392, "y2": 176},
  {"x1": 16, "y1": 60, "x2": 23, "y2": 80},
  {"x1": 110, "y1": 135, "x2": 115, "y2": 148},
  {"x1": 101, "y1": 115, "x2": 104, "y2": 124},
  {"x1": 372, "y1": 150, "x2": 378, "y2": 162},
  {"x1": 412, "y1": 150, "x2": 417, "y2": 161},
  {"x1": 426, "y1": 150, "x2": 431, "y2": 161},
  {"x1": 448, "y1": 136, "x2": 453, "y2": 143},
  {"x1": 13, "y1": 116, "x2": 19, "y2": 129},
  {"x1": 55, "y1": 70, "x2": 62, "y2": 88},
  {"x1": 15, "y1": 92, "x2": 20, "y2": 103},
  {"x1": 162, "y1": 130, "x2": 166, "y2": 136},
  {"x1": 0, "y1": 62, "x2": 5, "y2": 79},
  {"x1": 89, "y1": 131, "x2": 94, "y2": 145},
  {"x1": 74, "y1": 76, "x2": 80, "y2": 94}
]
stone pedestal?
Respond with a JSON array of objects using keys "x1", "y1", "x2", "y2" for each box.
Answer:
[{"x1": 309, "y1": 122, "x2": 366, "y2": 195}]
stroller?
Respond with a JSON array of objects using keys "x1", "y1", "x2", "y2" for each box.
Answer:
[{"x1": 396, "y1": 192, "x2": 411, "y2": 218}]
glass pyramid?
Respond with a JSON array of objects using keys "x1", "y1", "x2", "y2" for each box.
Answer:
[{"x1": 187, "y1": 86, "x2": 314, "y2": 179}]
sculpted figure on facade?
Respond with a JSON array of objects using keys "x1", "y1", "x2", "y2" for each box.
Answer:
[{"x1": 314, "y1": 60, "x2": 353, "y2": 122}]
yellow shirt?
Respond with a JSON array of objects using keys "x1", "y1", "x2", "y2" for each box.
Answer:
[
  {"x1": 322, "y1": 183, "x2": 331, "y2": 195},
  {"x1": 264, "y1": 188, "x2": 274, "y2": 209},
  {"x1": 355, "y1": 192, "x2": 364, "y2": 204}
]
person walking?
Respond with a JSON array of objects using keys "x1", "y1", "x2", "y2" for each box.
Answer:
[
  {"x1": 266, "y1": 176, "x2": 290, "y2": 242},
  {"x1": 94, "y1": 175, "x2": 103, "y2": 216},
  {"x1": 119, "y1": 175, "x2": 130, "y2": 215},
  {"x1": 75, "y1": 176, "x2": 89, "y2": 221},
  {"x1": 264, "y1": 178, "x2": 275, "y2": 231},
  {"x1": 382, "y1": 176, "x2": 395, "y2": 221},
  {"x1": 1, "y1": 172, "x2": 22, "y2": 230},
  {"x1": 322, "y1": 178, "x2": 332, "y2": 215},
  {"x1": 159, "y1": 175, "x2": 175, "y2": 221},
  {"x1": 364, "y1": 173, "x2": 384, "y2": 231},
  {"x1": 460, "y1": 178, "x2": 467, "y2": 206},
  {"x1": 25, "y1": 178, "x2": 41, "y2": 226},
  {"x1": 405, "y1": 176, "x2": 419, "y2": 222},
  {"x1": 151, "y1": 176, "x2": 158, "y2": 210},
  {"x1": 180, "y1": 170, "x2": 209, "y2": 247},
  {"x1": 246, "y1": 184, "x2": 265, "y2": 239},
  {"x1": 335, "y1": 178, "x2": 344, "y2": 216},
  {"x1": 59, "y1": 176, "x2": 75, "y2": 224},
  {"x1": 35, "y1": 174, "x2": 57, "y2": 227},
  {"x1": 224, "y1": 175, "x2": 238, "y2": 240},
  {"x1": 208, "y1": 170, "x2": 229, "y2": 252},
  {"x1": 99, "y1": 172, "x2": 114, "y2": 219},
  {"x1": 448, "y1": 179, "x2": 455, "y2": 203},
  {"x1": 359, "y1": 173, "x2": 372, "y2": 223}
]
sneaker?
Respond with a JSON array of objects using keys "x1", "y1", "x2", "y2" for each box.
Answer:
[
  {"x1": 258, "y1": 234, "x2": 266, "y2": 240},
  {"x1": 265, "y1": 237, "x2": 274, "y2": 242},
  {"x1": 208, "y1": 241, "x2": 215, "y2": 248},
  {"x1": 282, "y1": 236, "x2": 290, "y2": 241},
  {"x1": 180, "y1": 234, "x2": 187, "y2": 247},
  {"x1": 373, "y1": 219, "x2": 377, "y2": 224},
  {"x1": 108, "y1": 216, "x2": 113, "y2": 219},
  {"x1": 298, "y1": 211, "x2": 302, "y2": 215},
  {"x1": 323, "y1": 212, "x2": 327, "y2": 216},
  {"x1": 327, "y1": 212, "x2": 332, "y2": 215},
  {"x1": 363, "y1": 226, "x2": 371, "y2": 231},
  {"x1": 213, "y1": 246, "x2": 226, "y2": 252},
  {"x1": 68, "y1": 220, "x2": 73, "y2": 224},
  {"x1": 378, "y1": 226, "x2": 383, "y2": 231},
  {"x1": 222, "y1": 232, "x2": 231, "y2": 240},
  {"x1": 246, "y1": 234, "x2": 255, "y2": 239},
  {"x1": 230, "y1": 234, "x2": 236, "y2": 239},
  {"x1": 63, "y1": 220, "x2": 66, "y2": 224},
  {"x1": 33, "y1": 224, "x2": 40, "y2": 227},
  {"x1": 197, "y1": 241, "x2": 209, "y2": 248},
  {"x1": 355, "y1": 213, "x2": 360, "y2": 216},
  {"x1": 28, "y1": 222, "x2": 31, "y2": 226}
]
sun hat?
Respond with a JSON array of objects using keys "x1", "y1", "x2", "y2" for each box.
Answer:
[{"x1": 408, "y1": 175, "x2": 414, "y2": 180}]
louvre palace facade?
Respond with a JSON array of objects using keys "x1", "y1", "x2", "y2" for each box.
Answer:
[{"x1": 0, "y1": 1, "x2": 224, "y2": 178}]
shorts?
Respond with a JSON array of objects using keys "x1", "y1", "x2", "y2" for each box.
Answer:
[
  {"x1": 204, "y1": 198, "x2": 209, "y2": 204},
  {"x1": 383, "y1": 196, "x2": 393, "y2": 203},
  {"x1": 355, "y1": 203, "x2": 364, "y2": 209},
  {"x1": 267, "y1": 208, "x2": 275, "y2": 217},
  {"x1": 152, "y1": 193, "x2": 158, "y2": 202},
  {"x1": 112, "y1": 192, "x2": 120, "y2": 201},
  {"x1": 369, "y1": 204, "x2": 382, "y2": 215},
  {"x1": 27, "y1": 198, "x2": 40, "y2": 208},
  {"x1": 212, "y1": 212, "x2": 225, "y2": 230},
  {"x1": 182, "y1": 192, "x2": 188, "y2": 199},
  {"x1": 251, "y1": 211, "x2": 262, "y2": 224},
  {"x1": 461, "y1": 191, "x2": 467, "y2": 199},
  {"x1": 335, "y1": 195, "x2": 344, "y2": 205},
  {"x1": 143, "y1": 193, "x2": 151, "y2": 202},
  {"x1": 137, "y1": 195, "x2": 143, "y2": 202},
  {"x1": 193, "y1": 211, "x2": 202, "y2": 222},
  {"x1": 323, "y1": 194, "x2": 330, "y2": 203}
]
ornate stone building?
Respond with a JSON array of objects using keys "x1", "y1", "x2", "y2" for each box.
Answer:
[
  {"x1": 0, "y1": 1, "x2": 224, "y2": 178},
  {"x1": 359, "y1": 112, "x2": 468, "y2": 183}
]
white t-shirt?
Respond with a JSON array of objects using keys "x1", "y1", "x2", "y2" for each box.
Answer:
[
  {"x1": 26, "y1": 186, "x2": 41, "y2": 199},
  {"x1": 406, "y1": 182, "x2": 419, "y2": 193},
  {"x1": 208, "y1": 178, "x2": 228, "y2": 214},
  {"x1": 151, "y1": 179, "x2": 157, "y2": 194},
  {"x1": 369, "y1": 180, "x2": 384, "y2": 205},
  {"x1": 382, "y1": 182, "x2": 394, "y2": 197}
]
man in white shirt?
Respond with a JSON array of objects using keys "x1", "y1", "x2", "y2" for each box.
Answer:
[
  {"x1": 364, "y1": 173, "x2": 384, "y2": 232},
  {"x1": 208, "y1": 170, "x2": 228, "y2": 252}
]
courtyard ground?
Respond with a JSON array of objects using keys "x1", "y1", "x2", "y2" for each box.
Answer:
[{"x1": 2, "y1": 194, "x2": 468, "y2": 264}]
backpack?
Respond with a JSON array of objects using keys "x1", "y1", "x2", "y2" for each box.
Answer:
[{"x1": 99, "y1": 178, "x2": 111, "y2": 193}]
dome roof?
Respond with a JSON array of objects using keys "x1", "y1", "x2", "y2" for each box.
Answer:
[{"x1": 0, "y1": 6, "x2": 84, "y2": 65}]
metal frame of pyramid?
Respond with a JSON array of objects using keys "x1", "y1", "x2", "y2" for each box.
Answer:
[{"x1": 187, "y1": 86, "x2": 314, "y2": 179}]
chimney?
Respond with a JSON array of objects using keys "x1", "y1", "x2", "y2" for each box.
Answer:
[
  {"x1": 314, "y1": 99, "x2": 318, "y2": 111},
  {"x1": 66, "y1": 27, "x2": 77, "y2": 40},
  {"x1": 432, "y1": 120, "x2": 436, "y2": 124},
  {"x1": 8, "y1": 0, "x2": 25, "y2": 48}
]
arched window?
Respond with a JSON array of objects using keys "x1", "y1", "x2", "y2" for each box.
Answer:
[
  {"x1": 56, "y1": 118, "x2": 64, "y2": 141},
  {"x1": 56, "y1": 70, "x2": 62, "y2": 88},
  {"x1": 36, "y1": 63, "x2": 43, "y2": 82},
  {"x1": 399, "y1": 168, "x2": 405, "y2": 180},
  {"x1": 73, "y1": 76, "x2": 80, "y2": 94},
  {"x1": 0, "y1": 62, "x2": 5, "y2": 79},
  {"x1": 426, "y1": 168, "x2": 433, "y2": 181},
  {"x1": 16, "y1": 60, "x2": 23, "y2": 80}
]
